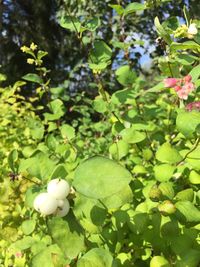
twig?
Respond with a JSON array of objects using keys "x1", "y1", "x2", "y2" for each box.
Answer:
[{"x1": 177, "y1": 136, "x2": 200, "y2": 166}]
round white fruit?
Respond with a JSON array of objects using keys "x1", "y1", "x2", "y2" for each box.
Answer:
[
  {"x1": 55, "y1": 199, "x2": 70, "y2": 217},
  {"x1": 47, "y1": 179, "x2": 70, "y2": 200},
  {"x1": 57, "y1": 199, "x2": 64, "y2": 208},
  {"x1": 33, "y1": 192, "x2": 58, "y2": 216}
]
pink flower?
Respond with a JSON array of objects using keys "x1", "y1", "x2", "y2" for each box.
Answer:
[
  {"x1": 186, "y1": 101, "x2": 200, "y2": 111},
  {"x1": 15, "y1": 252, "x2": 23, "y2": 258},
  {"x1": 174, "y1": 85, "x2": 182, "y2": 91},
  {"x1": 164, "y1": 78, "x2": 178, "y2": 88},
  {"x1": 183, "y1": 75, "x2": 192, "y2": 83},
  {"x1": 182, "y1": 82, "x2": 195, "y2": 94},
  {"x1": 177, "y1": 89, "x2": 189, "y2": 100},
  {"x1": 164, "y1": 75, "x2": 195, "y2": 100}
]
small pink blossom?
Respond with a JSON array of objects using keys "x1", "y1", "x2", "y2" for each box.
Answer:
[
  {"x1": 174, "y1": 85, "x2": 181, "y2": 91},
  {"x1": 177, "y1": 89, "x2": 189, "y2": 100},
  {"x1": 15, "y1": 251, "x2": 23, "y2": 258},
  {"x1": 186, "y1": 101, "x2": 200, "y2": 111},
  {"x1": 182, "y1": 82, "x2": 195, "y2": 94},
  {"x1": 164, "y1": 78, "x2": 178, "y2": 88},
  {"x1": 183, "y1": 75, "x2": 192, "y2": 83},
  {"x1": 163, "y1": 75, "x2": 195, "y2": 100}
]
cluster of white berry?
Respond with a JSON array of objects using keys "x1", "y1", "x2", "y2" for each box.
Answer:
[{"x1": 33, "y1": 179, "x2": 71, "y2": 217}]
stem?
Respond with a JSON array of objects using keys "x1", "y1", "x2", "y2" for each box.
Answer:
[{"x1": 177, "y1": 137, "x2": 200, "y2": 166}]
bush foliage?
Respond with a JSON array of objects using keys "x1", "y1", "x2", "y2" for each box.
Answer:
[{"x1": 0, "y1": 1, "x2": 200, "y2": 267}]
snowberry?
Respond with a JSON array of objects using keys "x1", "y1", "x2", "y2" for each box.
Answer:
[
  {"x1": 33, "y1": 192, "x2": 58, "y2": 216},
  {"x1": 55, "y1": 199, "x2": 70, "y2": 217},
  {"x1": 57, "y1": 199, "x2": 64, "y2": 208},
  {"x1": 47, "y1": 179, "x2": 70, "y2": 200}
]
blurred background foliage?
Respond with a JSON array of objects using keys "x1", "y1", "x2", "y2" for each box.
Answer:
[{"x1": 0, "y1": 0, "x2": 199, "y2": 95}]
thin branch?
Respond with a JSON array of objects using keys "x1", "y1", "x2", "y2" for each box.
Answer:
[{"x1": 177, "y1": 136, "x2": 200, "y2": 166}]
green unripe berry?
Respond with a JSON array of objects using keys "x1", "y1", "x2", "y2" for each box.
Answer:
[
  {"x1": 149, "y1": 185, "x2": 162, "y2": 202},
  {"x1": 158, "y1": 200, "x2": 176, "y2": 216}
]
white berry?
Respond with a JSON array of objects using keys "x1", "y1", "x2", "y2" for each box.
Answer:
[
  {"x1": 33, "y1": 192, "x2": 58, "y2": 216},
  {"x1": 55, "y1": 199, "x2": 70, "y2": 217},
  {"x1": 47, "y1": 179, "x2": 70, "y2": 200},
  {"x1": 57, "y1": 199, "x2": 64, "y2": 208}
]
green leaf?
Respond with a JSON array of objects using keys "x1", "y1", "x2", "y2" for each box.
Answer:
[
  {"x1": 77, "y1": 248, "x2": 113, "y2": 267},
  {"x1": 89, "y1": 41, "x2": 112, "y2": 69},
  {"x1": 59, "y1": 16, "x2": 81, "y2": 32},
  {"x1": 175, "y1": 201, "x2": 200, "y2": 222},
  {"x1": 19, "y1": 152, "x2": 56, "y2": 181},
  {"x1": 189, "y1": 64, "x2": 200, "y2": 82},
  {"x1": 176, "y1": 110, "x2": 200, "y2": 138},
  {"x1": 109, "y1": 140, "x2": 129, "y2": 160},
  {"x1": 109, "y1": 4, "x2": 124, "y2": 15},
  {"x1": 48, "y1": 217, "x2": 85, "y2": 259},
  {"x1": 84, "y1": 17, "x2": 100, "y2": 32},
  {"x1": 177, "y1": 54, "x2": 196, "y2": 66},
  {"x1": 93, "y1": 97, "x2": 108, "y2": 113},
  {"x1": 102, "y1": 185, "x2": 133, "y2": 209},
  {"x1": 176, "y1": 249, "x2": 200, "y2": 267},
  {"x1": 124, "y1": 2, "x2": 145, "y2": 15},
  {"x1": 37, "y1": 50, "x2": 48, "y2": 60},
  {"x1": 170, "y1": 41, "x2": 200, "y2": 51},
  {"x1": 28, "y1": 118, "x2": 44, "y2": 140},
  {"x1": 185, "y1": 145, "x2": 200, "y2": 171},
  {"x1": 8, "y1": 149, "x2": 18, "y2": 172},
  {"x1": 156, "y1": 142, "x2": 182, "y2": 164},
  {"x1": 120, "y1": 127, "x2": 146, "y2": 144},
  {"x1": 31, "y1": 244, "x2": 66, "y2": 267},
  {"x1": 154, "y1": 164, "x2": 175, "y2": 182},
  {"x1": 111, "y1": 88, "x2": 137, "y2": 104},
  {"x1": 73, "y1": 156, "x2": 132, "y2": 199},
  {"x1": 21, "y1": 219, "x2": 36, "y2": 235},
  {"x1": 60, "y1": 124, "x2": 75, "y2": 140},
  {"x1": 115, "y1": 65, "x2": 136, "y2": 86},
  {"x1": 158, "y1": 182, "x2": 175, "y2": 199},
  {"x1": 175, "y1": 188, "x2": 194, "y2": 202},
  {"x1": 9, "y1": 236, "x2": 36, "y2": 252},
  {"x1": 189, "y1": 170, "x2": 200, "y2": 184},
  {"x1": 0, "y1": 73, "x2": 7, "y2": 82},
  {"x1": 22, "y1": 73, "x2": 43, "y2": 84},
  {"x1": 25, "y1": 185, "x2": 43, "y2": 208},
  {"x1": 50, "y1": 164, "x2": 68, "y2": 180},
  {"x1": 44, "y1": 99, "x2": 66, "y2": 121},
  {"x1": 154, "y1": 17, "x2": 171, "y2": 44}
]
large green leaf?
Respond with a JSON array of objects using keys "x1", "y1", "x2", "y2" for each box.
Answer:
[
  {"x1": 19, "y1": 152, "x2": 56, "y2": 181},
  {"x1": 154, "y1": 164, "x2": 175, "y2": 182},
  {"x1": 156, "y1": 142, "x2": 182, "y2": 164},
  {"x1": 115, "y1": 65, "x2": 136, "y2": 86},
  {"x1": 175, "y1": 201, "x2": 200, "y2": 223},
  {"x1": 189, "y1": 64, "x2": 200, "y2": 82},
  {"x1": 176, "y1": 110, "x2": 200, "y2": 138},
  {"x1": 89, "y1": 41, "x2": 112, "y2": 69},
  {"x1": 73, "y1": 156, "x2": 132, "y2": 199},
  {"x1": 31, "y1": 245, "x2": 66, "y2": 267},
  {"x1": 120, "y1": 127, "x2": 146, "y2": 144},
  {"x1": 48, "y1": 217, "x2": 85, "y2": 259},
  {"x1": 59, "y1": 16, "x2": 81, "y2": 32},
  {"x1": 28, "y1": 118, "x2": 44, "y2": 140},
  {"x1": 77, "y1": 248, "x2": 113, "y2": 267}
]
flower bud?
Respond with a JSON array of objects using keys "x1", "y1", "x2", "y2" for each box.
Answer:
[
  {"x1": 163, "y1": 78, "x2": 177, "y2": 88},
  {"x1": 188, "y1": 23, "x2": 198, "y2": 36}
]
